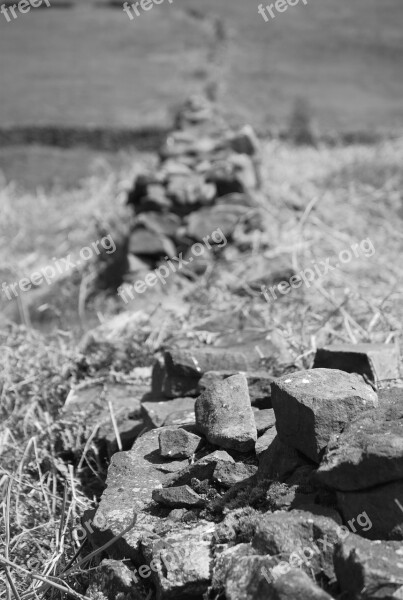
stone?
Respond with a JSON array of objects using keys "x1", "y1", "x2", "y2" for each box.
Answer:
[
  {"x1": 199, "y1": 370, "x2": 274, "y2": 408},
  {"x1": 271, "y1": 369, "x2": 378, "y2": 462},
  {"x1": 141, "y1": 397, "x2": 196, "y2": 428},
  {"x1": 129, "y1": 228, "x2": 176, "y2": 259},
  {"x1": 184, "y1": 204, "x2": 248, "y2": 242},
  {"x1": 141, "y1": 521, "x2": 215, "y2": 599},
  {"x1": 252, "y1": 509, "x2": 342, "y2": 582},
  {"x1": 254, "y1": 408, "x2": 276, "y2": 435},
  {"x1": 336, "y1": 480, "x2": 403, "y2": 540},
  {"x1": 315, "y1": 407, "x2": 403, "y2": 491},
  {"x1": 163, "y1": 452, "x2": 233, "y2": 488},
  {"x1": 206, "y1": 160, "x2": 246, "y2": 197},
  {"x1": 195, "y1": 374, "x2": 257, "y2": 452},
  {"x1": 85, "y1": 558, "x2": 145, "y2": 600},
  {"x1": 163, "y1": 344, "x2": 284, "y2": 399},
  {"x1": 134, "y1": 211, "x2": 180, "y2": 240},
  {"x1": 255, "y1": 427, "x2": 278, "y2": 458},
  {"x1": 89, "y1": 428, "x2": 176, "y2": 562},
  {"x1": 228, "y1": 125, "x2": 260, "y2": 156},
  {"x1": 258, "y1": 435, "x2": 311, "y2": 482},
  {"x1": 152, "y1": 485, "x2": 205, "y2": 508},
  {"x1": 334, "y1": 534, "x2": 403, "y2": 599},
  {"x1": 166, "y1": 174, "x2": 216, "y2": 215},
  {"x1": 62, "y1": 381, "x2": 148, "y2": 458},
  {"x1": 159, "y1": 428, "x2": 202, "y2": 459},
  {"x1": 213, "y1": 462, "x2": 258, "y2": 488},
  {"x1": 313, "y1": 343, "x2": 400, "y2": 388}
]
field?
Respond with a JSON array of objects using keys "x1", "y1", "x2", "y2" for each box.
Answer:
[{"x1": 0, "y1": 0, "x2": 402, "y2": 133}]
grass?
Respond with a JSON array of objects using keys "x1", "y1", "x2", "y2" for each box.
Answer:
[
  {"x1": 0, "y1": 0, "x2": 403, "y2": 132},
  {"x1": 1, "y1": 132, "x2": 403, "y2": 596}
]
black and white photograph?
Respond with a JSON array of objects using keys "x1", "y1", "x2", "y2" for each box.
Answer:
[{"x1": 0, "y1": 1, "x2": 403, "y2": 598}]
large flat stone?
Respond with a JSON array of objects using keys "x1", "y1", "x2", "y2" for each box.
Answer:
[
  {"x1": 313, "y1": 343, "x2": 400, "y2": 388},
  {"x1": 271, "y1": 369, "x2": 378, "y2": 462},
  {"x1": 141, "y1": 397, "x2": 196, "y2": 428},
  {"x1": 195, "y1": 374, "x2": 257, "y2": 452}
]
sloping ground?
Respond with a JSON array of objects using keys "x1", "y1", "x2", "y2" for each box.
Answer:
[
  {"x1": 0, "y1": 0, "x2": 402, "y2": 132},
  {"x1": 1, "y1": 104, "x2": 403, "y2": 597}
]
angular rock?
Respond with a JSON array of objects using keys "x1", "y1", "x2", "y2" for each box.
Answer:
[
  {"x1": 254, "y1": 408, "x2": 276, "y2": 435},
  {"x1": 89, "y1": 428, "x2": 175, "y2": 561},
  {"x1": 166, "y1": 174, "x2": 216, "y2": 215},
  {"x1": 334, "y1": 534, "x2": 403, "y2": 599},
  {"x1": 336, "y1": 480, "x2": 403, "y2": 540},
  {"x1": 163, "y1": 344, "x2": 283, "y2": 399},
  {"x1": 141, "y1": 397, "x2": 196, "y2": 428},
  {"x1": 199, "y1": 370, "x2": 274, "y2": 408},
  {"x1": 229, "y1": 125, "x2": 260, "y2": 156},
  {"x1": 272, "y1": 369, "x2": 378, "y2": 462},
  {"x1": 141, "y1": 521, "x2": 215, "y2": 600},
  {"x1": 315, "y1": 406, "x2": 403, "y2": 491},
  {"x1": 185, "y1": 204, "x2": 248, "y2": 242},
  {"x1": 252, "y1": 509, "x2": 342, "y2": 582},
  {"x1": 213, "y1": 462, "x2": 258, "y2": 488},
  {"x1": 85, "y1": 558, "x2": 145, "y2": 600},
  {"x1": 255, "y1": 427, "x2": 277, "y2": 458},
  {"x1": 129, "y1": 228, "x2": 176, "y2": 259},
  {"x1": 159, "y1": 428, "x2": 202, "y2": 459},
  {"x1": 195, "y1": 374, "x2": 257, "y2": 452},
  {"x1": 152, "y1": 485, "x2": 205, "y2": 508},
  {"x1": 313, "y1": 343, "x2": 400, "y2": 388},
  {"x1": 163, "y1": 451, "x2": 233, "y2": 487}
]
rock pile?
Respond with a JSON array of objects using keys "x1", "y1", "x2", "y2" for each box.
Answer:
[
  {"x1": 81, "y1": 100, "x2": 403, "y2": 600},
  {"x1": 85, "y1": 355, "x2": 403, "y2": 600}
]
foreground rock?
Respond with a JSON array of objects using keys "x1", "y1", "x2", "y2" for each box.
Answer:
[
  {"x1": 199, "y1": 370, "x2": 274, "y2": 408},
  {"x1": 152, "y1": 485, "x2": 205, "y2": 508},
  {"x1": 313, "y1": 343, "x2": 400, "y2": 388},
  {"x1": 195, "y1": 373, "x2": 257, "y2": 452},
  {"x1": 336, "y1": 479, "x2": 403, "y2": 540},
  {"x1": 142, "y1": 397, "x2": 196, "y2": 428},
  {"x1": 315, "y1": 406, "x2": 403, "y2": 491},
  {"x1": 334, "y1": 534, "x2": 403, "y2": 599},
  {"x1": 271, "y1": 369, "x2": 378, "y2": 462},
  {"x1": 159, "y1": 428, "x2": 202, "y2": 459},
  {"x1": 141, "y1": 522, "x2": 215, "y2": 600}
]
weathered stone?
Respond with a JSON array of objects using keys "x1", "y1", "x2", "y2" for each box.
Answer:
[
  {"x1": 252, "y1": 509, "x2": 342, "y2": 582},
  {"x1": 185, "y1": 205, "x2": 248, "y2": 242},
  {"x1": 334, "y1": 534, "x2": 403, "y2": 599},
  {"x1": 271, "y1": 369, "x2": 378, "y2": 462},
  {"x1": 206, "y1": 160, "x2": 245, "y2": 197},
  {"x1": 163, "y1": 452, "x2": 233, "y2": 488},
  {"x1": 135, "y1": 211, "x2": 180, "y2": 240},
  {"x1": 213, "y1": 462, "x2": 258, "y2": 488},
  {"x1": 255, "y1": 427, "x2": 277, "y2": 458},
  {"x1": 129, "y1": 228, "x2": 176, "y2": 259},
  {"x1": 229, "y1": 125, "x2": 260, "y2": 156},
  {"x1": 63, "y1": 381, "x2": 148, "y2": 458},
  {"x1": 254, "y1": 408, "x2": 276, "y2": 435},
  {"x1": 258, "y1": 435, "x2": 311, "y2": 482},
  {"x1": 313, "y1": 343, "x2": 400, "y2": 388},
  {"x1": 85, "y1": 558, "x2": 145, "y2": 600},
  {"x1": 199, "y1": 370, "x2": 274, "y2": 408},
  {"x1": 163, "y1": 344, "x2": 283, "y2": 399},
  {"x1": 195, "y1": 374, "x2": 257, "y2": 452},
  {"x1": 166, "y1": 174, "x2": 216, "y2": 215},
  {"x1": 336, "y1": 480, "x2": 403, "y2": 540},
  {"x1": 159, "y1": 428, "x2": 202, "y2": 459},
  {"x1": 315, "y1": 406, "x2": 403, "y2": 491},
  {"x1": 152, "y1": 485, "x2": 205, "y2": 508},
  {"x1": 141, "y1": 521, "x2": 215, "y2": 600},
  {"x1": 141, "y1": 397, "x2": 196, "y2": 428},
  {"x1": 89, "y1": 428, "x2": 175, "y2": 562}
]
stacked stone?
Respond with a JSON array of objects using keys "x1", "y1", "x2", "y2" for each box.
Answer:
[
  {"x1": 123, "y1": 96, "x2": 262, "y2": 283},
  {"x1": 85, "y1": 340, "x2": 403, "y2": 600}
]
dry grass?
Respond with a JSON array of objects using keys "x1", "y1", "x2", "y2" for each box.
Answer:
[{"x1": 1, "y1": 136, "x2": 403, "y2": 597}]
